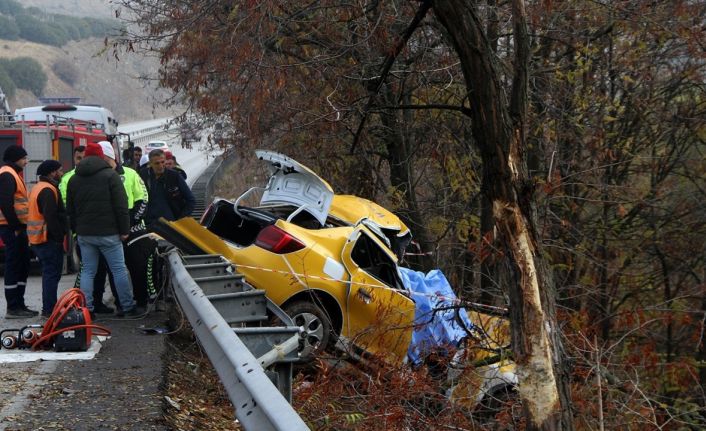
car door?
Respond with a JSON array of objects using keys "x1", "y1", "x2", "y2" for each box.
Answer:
[{"x1": 340, "y1": 227, "x2": 415, "y2": 365}]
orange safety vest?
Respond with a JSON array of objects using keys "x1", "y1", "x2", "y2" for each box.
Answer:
[
  {"x1": 0, "y1": 165, "x2": 29, "y2": 226},
  {"x1": 27, "y1": 182, "x2": 58, "y2": 245}
]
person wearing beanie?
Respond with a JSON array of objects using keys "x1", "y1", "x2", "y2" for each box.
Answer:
[
  {"x1": 28, "y1": 160, "x2": 67, "y2": 317},
  {"x1": 164, "y1": 152, "x2": 187, "y2": 180},
  {"x1": 0, "y1": 145, "x2": 37, "y2": 318},
  {"x1": 84, "y1": 141, "x2": 105, "y2": 158},
  {"x1": 96, "y1": 141, "x2": 116, "y2": 160},
  {"x1": 90, "y1": 140, "x2": 151, "y2": 314},
  {"x1": 66, "y1": 140, "x2": 141, "y2": 317}
]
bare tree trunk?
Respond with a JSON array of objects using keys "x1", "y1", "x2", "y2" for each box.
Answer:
[
  {"x1": 699, "y1": 282, "x2": 706, "y2": 408},
  {"x1": 433, "y1": 0, "x2": 573, "y2": 428},
  {"x1": 480, "y1": 192, "x2": 510, "y2": 305}
]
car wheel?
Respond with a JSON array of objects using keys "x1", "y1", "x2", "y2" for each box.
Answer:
[{"x1": 284, "y1": 301, "x2": 334, "y2": 361}]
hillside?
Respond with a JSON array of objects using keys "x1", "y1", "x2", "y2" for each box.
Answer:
[
  {"x1": 17, "y1": 0, "x2": 114, "y2": 19},
  {"x1": 0, "y1": 38, "x2": 173, "y2": 123},
  {"x1": 0, "y1": 0, "x2": 174, "y2": 124}
]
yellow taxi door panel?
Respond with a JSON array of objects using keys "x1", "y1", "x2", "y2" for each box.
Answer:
[{"x1": 340, "y1": 228, "x2": 415, "y2": 365}]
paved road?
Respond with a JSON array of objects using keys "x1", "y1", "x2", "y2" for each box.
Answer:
[
  {"x1": 0, "y1": 126, "x2": 219, "y2": 430},
  {"x1": 0, "y1": 276, "x2": 169, "y2": 431}
]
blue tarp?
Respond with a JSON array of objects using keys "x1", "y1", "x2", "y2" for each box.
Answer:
[{"x1": 399, "y1": 267, "x2": 475, "y2": 365}]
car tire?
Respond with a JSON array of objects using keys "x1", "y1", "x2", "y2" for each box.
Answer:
[{"x1": 283, "y1": 300, "x2": 334, "y2": 362}]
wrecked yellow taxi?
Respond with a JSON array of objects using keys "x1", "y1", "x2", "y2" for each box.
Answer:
[
  {"x1": 155, "y1": 150, "x2": 517, "y2": 411},
  {"x1": 158, "y1": 150, "x2": 416, "y2": 364}
]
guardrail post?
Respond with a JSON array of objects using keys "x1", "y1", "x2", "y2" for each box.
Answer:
[{"x1": 168, "y1": 250, "x2": 310, "y2": 431}]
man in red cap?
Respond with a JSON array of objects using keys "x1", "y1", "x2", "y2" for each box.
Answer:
[
  {"x1": 0, "y1": 145, "x2": 36, "y2": 318},
  {"x1": 66, "y1": 142, "x2": 141, "y2": 317}
]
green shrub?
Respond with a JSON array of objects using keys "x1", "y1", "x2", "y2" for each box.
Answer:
[
  {"x1": 0, "y1": 65, "x2": 16, "y2": 100},
  {"x1": 0, "y1": 0, "x2": 21, "y2": 16},
  {"x1": 53, "y1": 15, "x2": 81, "y2": 41},
  {"x1": 0, "y1": 15, "x2": 19, "y2": 40},
  {"x1": 0, "y1": 57, "x2": 46, "y2": 97},
  {"x1": 15, "y1": 14, "x2": 62, "y2": 46},
  {"x1": 52, "y1": 58, "x2": 79, "y2": 86},
  {"x1": 74, "y1": 19, "x2": 92, "y2": 39},
  {"x1": 0, "y1": 2, "x2": 119, "y2": 45}
]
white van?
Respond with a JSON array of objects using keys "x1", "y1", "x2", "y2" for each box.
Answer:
[{"x1": 15, "y1": 102, "x2": 119, "y2": 135}]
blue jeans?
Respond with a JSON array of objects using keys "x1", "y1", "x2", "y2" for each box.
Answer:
[
  {"x1": 77, "y1": 235, "x2": 135, "y2": 311},
  {"x1": 0, "y1": 226, "x2": 30, "y2": 310},
  {"x1": 31, "y1": 241, "x2": 64, "y2": 314}
]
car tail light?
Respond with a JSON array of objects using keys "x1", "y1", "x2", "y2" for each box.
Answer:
[{"x1": 255, "y1": 225, "x2": 305, "y2": 254}]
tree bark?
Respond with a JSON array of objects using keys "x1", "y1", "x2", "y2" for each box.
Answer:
[{"x1": 433, "y1": 0, "x2": 573, "y2": 428}]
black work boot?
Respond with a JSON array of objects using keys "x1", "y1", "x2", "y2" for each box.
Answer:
[{"x1": 6, "y1": 308, "x2": 36, "y2": 319}]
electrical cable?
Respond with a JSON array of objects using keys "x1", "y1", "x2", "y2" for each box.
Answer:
[{"x1": 31, "y1": 288, "x2": 112, "y2": 350}]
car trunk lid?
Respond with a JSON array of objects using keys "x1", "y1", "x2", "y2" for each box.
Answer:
[{"x1": 256, "y1": 150, "x2": 334, "y2": 227}]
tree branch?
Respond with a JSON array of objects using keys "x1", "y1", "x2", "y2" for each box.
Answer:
[
  {"x1": 349, "y1": 0, "x2": 433, "y2": 155},
  {"x1": 375, "y1": 103, "x2": 472, "y2": 116}
]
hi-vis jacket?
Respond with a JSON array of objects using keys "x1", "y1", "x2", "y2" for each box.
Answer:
[
  {"x1": 27, "y1": 179, "x2": 67, "y2": 244},
  {"x1": 0, "y1": 165, "x2": 29, "y2": 227}
]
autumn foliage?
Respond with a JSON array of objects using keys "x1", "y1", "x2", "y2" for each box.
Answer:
[{"x1": 115, "y1": 0, "x2": 706, "y2": 428}]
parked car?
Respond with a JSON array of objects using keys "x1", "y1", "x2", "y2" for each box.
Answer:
[
  {"x1": 145, "y1": 140, "x2": 169, "y2": 153},
  {"x1": 153, "y1": 150, "x2": 516, "y2": 407}
]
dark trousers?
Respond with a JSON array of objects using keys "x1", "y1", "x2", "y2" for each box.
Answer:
[
  {"x1": 31, "y1": 241, "x2": 64, "y2": 314},
  {"x1": 1, "y1": 226, "x2": 30, "y2": 310},
  {"x1": 77, "y1": 236, "x2": 157, "y2": 308},
  {"x1": 125, "y1": 236, "x2": 158, "y2": 307},
  {"x1": 94, "y1": 253, "x2": 120, "y2": 308}
]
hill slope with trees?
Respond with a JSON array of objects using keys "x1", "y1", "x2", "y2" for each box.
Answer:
[{"x1": 0, "y1": 0, "x2": 169, "y2": 122}]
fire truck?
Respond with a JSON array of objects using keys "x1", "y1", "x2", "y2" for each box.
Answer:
[{"x1": 0, "y1": 98, "x2": 124, "y2": 272}]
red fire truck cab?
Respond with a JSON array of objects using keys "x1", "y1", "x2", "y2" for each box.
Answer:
[{"x1": 0, "y1": 100, "x2": 123, "y2": 272}]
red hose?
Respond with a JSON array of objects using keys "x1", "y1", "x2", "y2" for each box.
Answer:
[{"x1": 32, "y1": 288, "x2": 112, "y2": 350}]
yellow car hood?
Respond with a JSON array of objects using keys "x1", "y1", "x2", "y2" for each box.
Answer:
[{"x1": 330, "y1": 195, "x2": 410, "y2": 237}]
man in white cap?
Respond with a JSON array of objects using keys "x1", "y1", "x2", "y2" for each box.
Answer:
[{"x1": 94, "y1": 141, "x2": 151, "y2": 314}]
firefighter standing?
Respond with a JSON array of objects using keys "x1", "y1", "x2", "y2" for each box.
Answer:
[
  {"x1": 27, "y1": 160, "x2": 67, "y2": 317},
  {"x1": 0, "y1": 145, "x2": 36, "y2": 318}
]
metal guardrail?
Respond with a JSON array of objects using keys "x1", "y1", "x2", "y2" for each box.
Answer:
[
  {"x1": 167, "y1": 250, "x2": 310, "y2": 431},
  {"x1": 189, "y1": 155, "x2": 223, "y2": 220},
  {"x1": 118, "y1": 118, "x2": 177, "y2": 146}
]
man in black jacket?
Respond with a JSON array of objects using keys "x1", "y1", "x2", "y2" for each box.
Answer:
[
  {"x1": 0, "y1": 145, "x2": 36, "y2": 318},
  {"x1": 66, "y1": 142, "x2": 140, "y2": 316},
  {"x1": 141, "y1": 149, "x2": 195, "y2": 225},
  {"x1": 27, "y1": 160, "x2": 67, "y2": 317}
]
